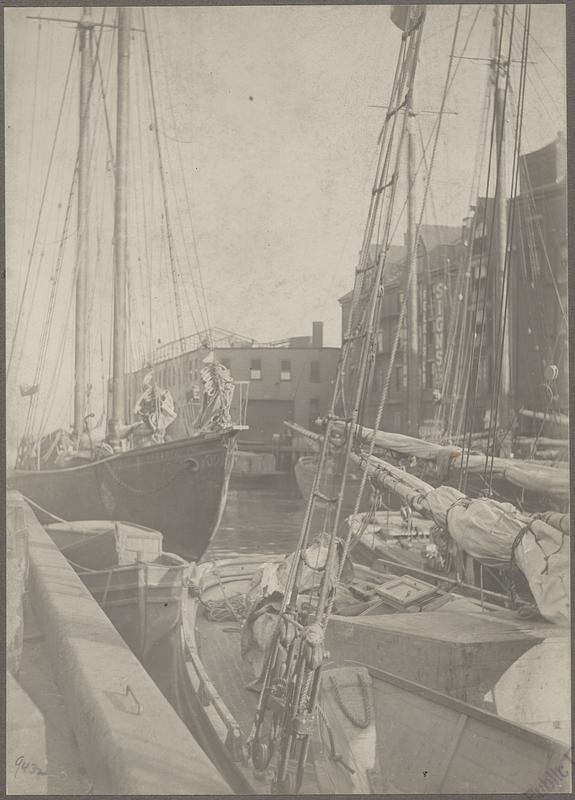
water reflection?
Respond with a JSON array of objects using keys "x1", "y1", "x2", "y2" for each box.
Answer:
[{"x1": 203, "y1": 476, "x2": 307, "y2": 560}]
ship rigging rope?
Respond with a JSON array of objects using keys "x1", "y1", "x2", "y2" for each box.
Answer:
[
  {"x1": 16, "y1": 21, "x2": 43, "y2": 306},
  {"x1": 458, "y1": 7, "x2": 509, "y2": 492},
  {"x1": 321, "y1": 20, "x2": 418, "y2": 570},
  {"x1": 8, "y1": 29, "x2": 78, "y2": 379},
  {"x1": 506, "y1": 84, "x2": 568, "y2": 330},
  {"x1": 485, "y1": 5, "x2": 531, "y2": 489},
  {"x1": 37, "y1": 276, "x2": 76, "y2": 438},
  {"x1": 132, "y1": 34, "x2": 158, "y2": 366},
  {"x1": 382, "y1": 4, "x2": 483, "y2": 250},
  {"x1": 515, "y1": 12, "x2": 564, "y2": 77},
  {"x1": 331, "y1": 11, "x2": 427, "y2": 605},
  {"x1": 137, "y1": 37, "x2": 159, "y2": 363},
  {"x1": 20, "y1": 495, "x2": 68, "y2": 524},
  {"x1": 94, "y1": 31, "x2": 116, "y2": 172},
  {"x1": 142, "y1": 9, "x2": 213, "y2": 349},
  {"x1": 21, "y1": 169, "x2": 78, "y2": 446},
  {"x1": 250, "y1": 14, "x2": 432, "y2": 793},
  {"x1": 443, "y1": 12, "x2": 497, "y2": 447},
  {"x1": 349, "y1": 6, "x2": 463, "y2": 543},
  {"x1": 22, "y1": 12, "x2": 112, "y2": 442},
  {"x1": 84, "y1": 21, "x2": 117, "y2": 408},
  {"x1": 437, "y1": 65, "x2": 492, "y2": 440},
  {"x1": 484, "y1": 7, "x2": 524, "y2": 477},
  {"x1": 148, "y1": 8, "x2": 213, "y2": 342},
  {"x1": 14, "y1": 10, "x2": 110, "y2": 408},
  {"x1": 141, "y1": 9, "x2": 188, "y2": 348}
]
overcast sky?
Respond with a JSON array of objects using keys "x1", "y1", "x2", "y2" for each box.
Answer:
[{"x1": 5, "y1": 3, "x2": 566, "y2": 437}]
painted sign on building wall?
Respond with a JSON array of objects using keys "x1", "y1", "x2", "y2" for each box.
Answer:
[{"x1": 433, "y1": 282, "x2": 445, "y2": 386}]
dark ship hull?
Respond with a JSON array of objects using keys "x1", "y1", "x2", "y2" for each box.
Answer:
[{"x1": 9, "y1": 430, "x2": 237, "y2": 561}]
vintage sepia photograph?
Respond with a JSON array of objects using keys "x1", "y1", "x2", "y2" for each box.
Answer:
[{"x1": 5, "y1": 2, "x2": 570, "y2": 795}]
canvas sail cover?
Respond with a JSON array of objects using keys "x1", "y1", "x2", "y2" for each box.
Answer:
[
  {"x1": 513, "y1": 520, "x2": 570, "y2": 627},
  {"x1": 502, "y1": 462, "x2": 569, "y2": 498},
  {"x1": 434, "y1": 492, "x2": 570, "y2": 626},
  {"x1": 343, "y1": 422, "x2": 569, "y2": 500},
  {"x1": 354, "y1": 453, "x2": 570, "y2": 625}
]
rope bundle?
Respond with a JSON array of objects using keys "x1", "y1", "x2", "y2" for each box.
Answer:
[{"x1": 201, "y1": 592, "x2": 249, "y2": 623}]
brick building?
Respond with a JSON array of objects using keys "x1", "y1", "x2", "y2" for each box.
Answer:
[
  {"x1": 339, "y1": 225, "x2": 462, "y2": 435},
  {"x1": 512, "y1": 134, "x2": 568, "y2": 431},
  {"x1": 338, "y1": 135, "x2": 568, "y2": 439},
  {"x1": 125, "y1": 322, "x2": 340, "y2": 446}
]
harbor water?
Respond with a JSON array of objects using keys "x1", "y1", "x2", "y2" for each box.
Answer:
[{"x1": 203, "y1": 476, "x2": 306, "y2": 560}]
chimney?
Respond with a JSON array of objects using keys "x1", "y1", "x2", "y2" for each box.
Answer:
[{"x1": 312, "y1": 321, "x2": 323, "y2": 348}]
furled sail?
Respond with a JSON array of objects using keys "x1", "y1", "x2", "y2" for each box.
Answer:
[
  {"x1": 329, "y1": 421, "x2": 569, "y2": 500},
  {"x1": 353, "y1": 451, "x2": 570, "y2": 626}
]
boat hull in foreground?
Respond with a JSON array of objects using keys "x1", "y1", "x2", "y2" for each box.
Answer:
[{"x1": 180, "y1": 562, "x2": 570, "y2": 795}]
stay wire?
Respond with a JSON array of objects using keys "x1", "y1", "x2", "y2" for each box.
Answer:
[
  {"x1": 149, "y1": 9, "x2": 212, "y2": 342},
  {"x1": 16, "y1": 20, "x2": 43, "y2": 304},
  {"x1": 18, "y1": 10, "x2": 110, "y2": 438},
  {"x1": 486, "y1": 5, "x2": 530, "y2": 489},
  {"x1": 351, "y1": 5, "x2": 462, "y2": 531},
  {"x1": 458, "y1": 6, "x2": 507, "y2": 491},
  {"x1": 440, "y1": 71, "x2": 492, "y2": 439},
  {"x1": 482, "y1": 5, "x2": 518, "y2": 474},
  {"x1": 514, "y1": 10, "x2": 564, "y2": 78},
  {"x1": 8, "y1": 29, "x2": 79, "y2": 378},
  {"x1": 23, "y1": 10, "x2": 111, "y2": 441},
  {"x1": 333, "y1": 8, "x2": 436, "y2": 609},
  {"x1": 141, "y1": 8, "x2": 190, "y2": 348}
]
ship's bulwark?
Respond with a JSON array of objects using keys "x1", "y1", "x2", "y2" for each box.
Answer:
[{"x1": 8, "y1": 431, "x2": 236, "y2": 561}]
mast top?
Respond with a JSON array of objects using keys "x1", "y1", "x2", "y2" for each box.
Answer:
[{"x1": 26, "y1": 14, "x2": 142, "y2": 32}]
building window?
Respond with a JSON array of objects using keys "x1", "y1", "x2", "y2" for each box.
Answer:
[
  {"x1": 309, "y1": 398, "x2": 320, "y2": 429},
  {"x1": 310, "y1": 361, "x2": 320, "y2": 382},
  {"x1": 395, "y1": 365, "x2": 403, "y2": 393},
  {"x1": 425, "y1": 360, "x2": 434, "y2": 389},
  {"x1": 426, "y1": 320, "x2": 434, "y2": 354},
  {"x1": 472, "y1": 221, "x2": 488, "y2": 257},
  {"x1": 280, "y1": 360, "x2": 291, "y2": 381},
  {"x1": 250, "y1": 359, "x2": 262, "y2": 380}
]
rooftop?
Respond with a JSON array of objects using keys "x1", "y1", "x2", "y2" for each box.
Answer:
[
  {"x1": 339, "y1": 225, "x2": 461, "y2": 304},
  {"x1": 150, "y1": 322, "x2": 329, "y2": 365}
]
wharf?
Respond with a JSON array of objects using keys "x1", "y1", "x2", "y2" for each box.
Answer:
[
  {"x1": 6, "y1": 490, "x2": 232, "y2": 795},
  {"x1": 7, "y1": 600, "x2": 91, "y2": 794}
]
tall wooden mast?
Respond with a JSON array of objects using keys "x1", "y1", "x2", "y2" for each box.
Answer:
[
  {"x1": 109, "y1": 7, "x2": 130, "y2": 450},
  {"x1": 74, "y1": 9, "x2": 93, "y2": 434},
  {"x1": 492, "y1": 4, "x2": 512, "y2": 453},
  {"x1": 406, "y1": 80, "x2": 420, "y2": 436}
]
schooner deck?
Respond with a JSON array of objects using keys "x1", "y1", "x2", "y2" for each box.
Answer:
[
  {"x1": 196, "y1": 616, "x2": 258, "y2": 737},
  {"x1": 183, "y1": 573, "x2": 570, "y2": 795}
]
